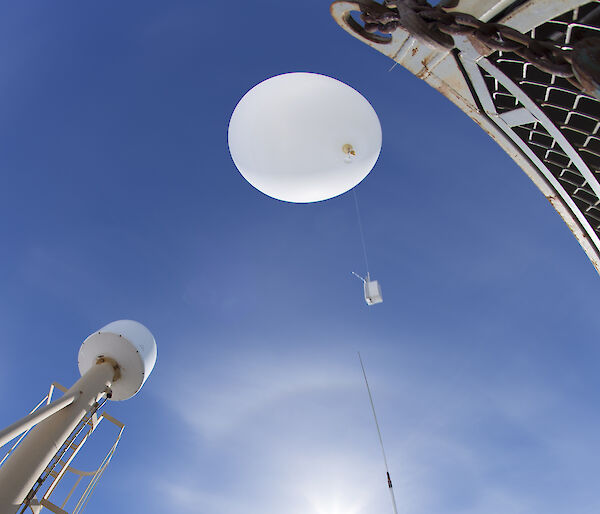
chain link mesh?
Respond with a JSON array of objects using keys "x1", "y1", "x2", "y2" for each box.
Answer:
[
  {"x1": 357, "y1": 0, "x2": 592, "y2": 92},
  {"x1": 482, "y1": 3, "x2": 600, "y2": 235}
]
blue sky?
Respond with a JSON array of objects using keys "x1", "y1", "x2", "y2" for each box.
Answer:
[{"x1": 1, "y1": 1, "x2": 600, "y2": 513}]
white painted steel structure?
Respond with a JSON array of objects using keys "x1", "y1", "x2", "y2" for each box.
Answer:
[
  {"x1": 0, "y1": 320, "x2": 156, "y2": 513},
  {"x1": 0, "y1": 362, "x2": 116, "y2": 513},
  {"x1": 331, "y1": 0, "x2": 600, "y2": 274},
  {"x1": 0, "y1": 393, "x2": 79, "y2": 451}
]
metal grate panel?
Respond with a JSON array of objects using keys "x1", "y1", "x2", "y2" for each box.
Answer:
[{"x1": 481, "y1": 2, "x2": 600, "y2": 236}]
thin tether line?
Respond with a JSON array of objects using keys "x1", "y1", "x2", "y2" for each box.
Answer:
[{"x1": 352, "y1": 189, "x2": 370, "y2": 275}]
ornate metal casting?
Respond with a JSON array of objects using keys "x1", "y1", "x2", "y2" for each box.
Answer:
[
  {"x1": 350, "y1": 0, "x2": 600, "y2": 97},
  {"x1": 331, "y1": 0, "x2": 600, "y2": 274}
]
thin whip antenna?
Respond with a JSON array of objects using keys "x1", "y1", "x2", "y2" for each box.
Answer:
[
  {"x1": 352, "y1": 189, "x2": 370, "y2": 274},
  {"x1": 358, "y1": 352, "x2": 399, "y2": 514},
  {"x1": 352, "y1": 271, "x2": 366, "y2": 283}
]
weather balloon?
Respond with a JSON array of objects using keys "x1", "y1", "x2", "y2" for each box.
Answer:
[{"x1": 228, "y1": 72, "x2": 382, "y2": 203}]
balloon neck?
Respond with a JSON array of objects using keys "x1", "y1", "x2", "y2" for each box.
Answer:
[{"x1": 342, "y1": 144, "x2": 356, "y2": 163}]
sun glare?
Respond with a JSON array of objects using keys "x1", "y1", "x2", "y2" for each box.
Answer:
[{"x1": 309, "y1": 493, "x2": 364, "y2": 514}]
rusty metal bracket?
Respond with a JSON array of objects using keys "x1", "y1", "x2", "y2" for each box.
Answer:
[{"x1": 332, "y1": 0, "x2": 600, "y2": 98}]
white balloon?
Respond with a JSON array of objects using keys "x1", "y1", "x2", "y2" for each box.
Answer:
[{"x1": 228, "y1": 72, "x2": 382, "y2": 203}]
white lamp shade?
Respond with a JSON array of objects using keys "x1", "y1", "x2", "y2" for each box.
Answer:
[{"x1": 228, "y1": 72, "x2": 382, "y2": 203}]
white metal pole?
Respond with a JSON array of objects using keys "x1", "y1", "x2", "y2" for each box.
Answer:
[
  {"x1": 0, "y1": 362, "x2": 115, "y2": 513},
  {"x1": 0, "y1": 392, "x2": 79, "y2": 449}
]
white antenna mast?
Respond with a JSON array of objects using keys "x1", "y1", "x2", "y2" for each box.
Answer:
[
  {"x1": 0, "y1": 320, "x2": 157, "y2": 513},
  {"x1": 358, "y1": 352, "x2": 399, "y2": 514}
]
